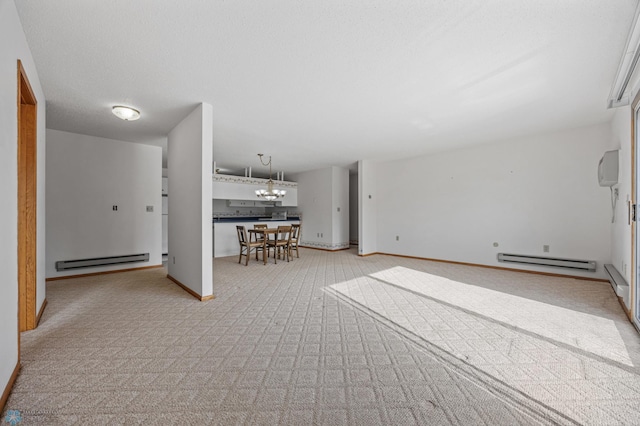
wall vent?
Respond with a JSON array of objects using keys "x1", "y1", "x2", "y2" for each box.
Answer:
[
  {"x1": 497, "y1": 253, "x2": 596, "y2": 272},
  {"x1": 55, "y1": 253, "x2": 149, "y2": 271}
]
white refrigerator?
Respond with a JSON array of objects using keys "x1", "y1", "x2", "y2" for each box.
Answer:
[{"x1": 162, "y1": 177, "x2": 168, "y2": 255}]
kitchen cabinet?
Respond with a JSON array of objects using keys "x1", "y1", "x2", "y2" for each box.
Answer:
[
  {"x1": 227, "y1": 200, "x2": 255, "y2": 207},
  {"x1": 278, "y1": 189, "x2": 298, "y2": 206},
  {"x1": 226, "y1": 196, "x2": 297, "y2": 208},
  {"x1": 212, "y1": 174, "x2": 298, "y2": 206}
]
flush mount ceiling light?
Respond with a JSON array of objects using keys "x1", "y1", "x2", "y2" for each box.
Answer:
[
  {"x1": 112, "y1": 105, "x2": 140, "y2": 121},
  {"x1": 255, "y1": 154, "x2": 286, "y2": 201}
]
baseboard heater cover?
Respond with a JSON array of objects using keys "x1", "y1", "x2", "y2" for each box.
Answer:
[
  {"x1": 55, "y1": 253, "x2": 149, "y2": 271},
  {"x1": 497, "y1": 253, "x2": 596, "y2": 272},
  {"x1": 604, "y1": 264, "x2": 630, "y2": 302}
]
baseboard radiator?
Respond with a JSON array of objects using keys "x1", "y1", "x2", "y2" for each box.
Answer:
[
  {"x1": 497, "y1": 253, "x2": 596, "y2": 272},
  {"x1": 55, "y1": 253, "x2": 149, "y2": 271},
  {"x1": 604, "y1": 264, "x2": 630, "y2": 302}
]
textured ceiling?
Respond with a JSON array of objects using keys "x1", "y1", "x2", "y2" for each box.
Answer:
[{"x1": 15, "y1": 0, "x2": 638, "y2": 174}]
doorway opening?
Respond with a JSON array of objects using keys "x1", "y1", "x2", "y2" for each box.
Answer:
[{"x1": 18, "y1": 60, "x2": 37, "y2": 332}]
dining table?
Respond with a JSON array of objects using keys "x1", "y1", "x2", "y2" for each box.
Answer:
[{"x1": 248, "y1": 228, "x2": 278, "y2": 265}]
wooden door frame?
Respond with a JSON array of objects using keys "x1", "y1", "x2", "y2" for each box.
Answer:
[{"x1": 17, "y1": 60, "x2": 37, "y2": 333}]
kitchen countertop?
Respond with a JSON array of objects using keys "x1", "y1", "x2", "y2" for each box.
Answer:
[{"x1": 213, "y1": 216, "x2": 300, "y2": 223}]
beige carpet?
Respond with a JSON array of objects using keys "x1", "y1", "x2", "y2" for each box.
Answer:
[{"x1": 3, "y1": 248, "x2": 640, "y2": 425}]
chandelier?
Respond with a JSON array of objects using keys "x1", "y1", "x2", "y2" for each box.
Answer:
[{"x1": 255, "y1": 154, "x2": 286, "y2": 201}]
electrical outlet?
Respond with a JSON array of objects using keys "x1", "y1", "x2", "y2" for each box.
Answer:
[
  {"x1": 396, "y1": 235, "x2": 399, "y2": 241},
  {"x1": 146, "y1": 206, "x2": 153, "y2": 212},
  {"x1": 543, "y1": 245, "x2": 549, "y2": 253},
  {"x1": 112, "y1": 205, "x2": 118, "y2": 211},
  {"x1": 493, "y1": 242, "x2": 499, "y2": 247}
]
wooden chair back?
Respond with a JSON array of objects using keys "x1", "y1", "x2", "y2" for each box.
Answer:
[
  {"x1": 290, "y1": 224, "x2": 300, "y2": 240},
  {"x1": 236, "y1": 225, "x2": 248, "y2": 245},
  {"x1": 276, "y1": 225, "x2": 291, "y2": 241},
  {"x1": 289, "y1": 223, "x2": 301, "y2": 258},
  {"x1": 267, "y1": 225, "x2": 292, "y2": 263}
]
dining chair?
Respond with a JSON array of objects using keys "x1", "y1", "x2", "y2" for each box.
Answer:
[
  {"x1": 249, "y1": 223, "x2": 269, "y2": 260},
  {"x1": 267, "y1": 225, "x2": 291, "y2": 264},
  {"x1": 289, "y1": 223, "x2": 301, "y2": 258},
  {"x1": 253, "y1": 223, "x2": 268, "y2": 244},
  {"x1": 236, "y1": 225, "x2": 263, "y2": 265}
]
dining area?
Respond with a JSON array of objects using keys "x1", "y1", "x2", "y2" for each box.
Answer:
[{"x1": 235, "y1": 223, "x2": 301, "y2": 265}]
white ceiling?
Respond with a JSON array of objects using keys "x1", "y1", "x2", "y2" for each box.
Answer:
[{"x1": 15, "y1": 0, "x2": 638, "y2": 174}]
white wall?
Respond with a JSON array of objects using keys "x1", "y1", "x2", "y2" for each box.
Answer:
[
  {"x1": 295, "y1": 166, "x2": 350, "y2": 250},
  {"x1": 0, "y1": 0, "x2": 46, "y2": 405},
  {"x1": 609, "y1": 106, "x2": 633, "y2": 284},
  {"x1": 349, "y1": 173, "x2": 359, "y2": 244},
  {"x1": 167, "y1": 103, "x2": 213, "y2": 298},
  {"x1": 373, "y1": 124, "x2": 613, "y2": 279},
  {"x1": 46, "y1": 130, "x2": 162, "y2": 277},
  {"x1": 295, "y1": 167, "x2": 333, "y2": 248},
  {"x1": 358, "y1": 160, "x2": 378, "y2": 255}
]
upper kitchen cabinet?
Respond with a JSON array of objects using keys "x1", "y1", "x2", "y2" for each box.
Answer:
[
  {"x1": 278, "y1": 190, "x2": 298, "y2": 206},
  {"x1": 227, "y1": 200, "x2": 255, "y2": 207},
  {"x1": 212, "y1": 174, "x2": 298, "y2": 206}
]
